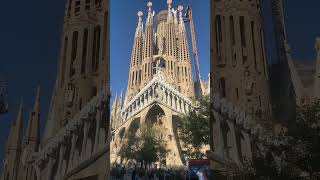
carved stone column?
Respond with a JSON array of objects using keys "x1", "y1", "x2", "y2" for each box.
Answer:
[
  {"x1": 139, "y1": 97, "x2": 142, "y2": 107},
  {"x1": 68, "y1": 132, "x2": 78, "y2": 171},
  {"x1": 241, "y1": 130, "x2": 252, "y2": 160},
  {"x1": 46, "y1": 155, "x2": 56, "y2": 180},
  {"x1": 94, "y1": 112, "x2": 101, "y2": 153},
  {"x1": 226, "y1": 120, "x2": 241, "y2": 164},
  {"x1": 56, "y1": 144, "x2": 65, "y2": 180},
  {"x1": 186, "y1": 104, "x2": 189, "y2": 113},
  {"x1": 148, "y1": 89, "x2": 151, "y2": 102},
  {"x1": 81, "y1": 121, "x2": 90, "y2": 160},
  {"x1": 182, "y1": 102, "x2": 185, "y2": 113},
  {"x1": 212, "y1": 111, "x2": 224, "y2": 155}
]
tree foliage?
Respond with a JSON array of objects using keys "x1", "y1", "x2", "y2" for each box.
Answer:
[
  {"x1": 178, "y1": 95, "x2": 210, "y2": 158},
  {"x1": 244, "y1": 100, "x2": 320, "y2": 179},
  {"x1": 118, "y1": 123, "x2": 169, "y2": 167}
]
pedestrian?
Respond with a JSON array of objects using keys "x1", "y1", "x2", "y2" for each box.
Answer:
[
  {"x1": 116, "y1": 165, "x2": 121, "y2": 180},
  {"x1": 132, "y1": 168, "x2": 136, "y2": 180},
  {"x1": 111, "y1": 167, "x2": 116, "y2": 180},
  {"x1": 121, "y1": 166, "x2": 126, "y2": 180}
]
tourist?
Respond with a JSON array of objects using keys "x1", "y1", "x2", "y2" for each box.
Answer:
[{"x1": 132, "y1": 168, "x2": 137, "y2": 180}]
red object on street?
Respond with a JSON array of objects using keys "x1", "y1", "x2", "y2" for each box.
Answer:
[{"x1": 189, "y1": 159, "x2": 210, "y2": 166}]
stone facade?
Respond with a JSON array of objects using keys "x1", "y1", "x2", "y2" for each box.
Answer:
[
  {"x1": 110, "y1": 1, "x2": 207, "y2": 167},
  {"x1": 209, "y1": 0, "x2": 320, "y2": 176},
  {"x1": 1, "y1": 0, "x2": 110, "y2": 180},
  {"x1": 209, "y1": 0, "x2": 273, "y2": 174},
  {"x1": 212, "y1": 0, "x2": 272, "y2": 121}
]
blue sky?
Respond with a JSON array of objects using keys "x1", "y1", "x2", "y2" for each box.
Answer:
[
  {"x1": 262, "y1": 0, "x2": 320, "y2": 63},
  {"x1": 0, "y1": 0, "x2": 319, "y2": 172},
  {"x1": 110, "y1": 0, "x2": 210, "y2": 99}
]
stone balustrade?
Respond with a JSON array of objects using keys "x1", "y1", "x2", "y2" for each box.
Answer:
[{"x1": 118, "y1": 73, "x2": 193, "y2": 128}]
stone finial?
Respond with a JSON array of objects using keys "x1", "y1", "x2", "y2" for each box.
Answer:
[
  {"x1": 147, "y1": 1, "x2": 152, "y2": 12},
  {"x1": 137, "y1": 11, "x2": 143, "y2": 19},
  {"x1": 178, "y1": 4, "x2": 183, "y2": 12},
  {"x1": 178, "y1": 5, "x2": 183, "y2": 19}
]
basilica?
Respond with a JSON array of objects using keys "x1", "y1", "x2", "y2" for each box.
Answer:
[{"x1": 110, "y1": 0, "x2": 210, "y2": 167}]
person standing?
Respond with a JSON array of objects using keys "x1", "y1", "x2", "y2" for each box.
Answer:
[{"x1": 132, "y1": 168, "x2": 136, "y2": 180}]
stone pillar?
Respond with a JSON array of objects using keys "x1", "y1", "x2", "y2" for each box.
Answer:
[
  {"x1": 226, "y1": 120, "x2": 241, "y2": 164},
  {"x1": 186, "y1": 104, "x2": 189, "y2": 113},
  {"x1": 241, "y1": 130, "x2": 252, "y2": 160},
  {"x1": 81, "y1": 121, "x2": 90, "y2": 160},
  {"x1": 212, "y1": 112, "x2": 224, "y2": 155},
  {"x1": 94, "y1": 115, "x2": 101, "y2": 153},
  {"x1": 177, "y1": 99, "x2": 180, "y2": 111},
  {"x1": 139, "y1": 97, "x2": 142, "y2": 107},
  {"x1": 56, "y1": 145, "x2": 65, "y2": 179},
  {"x1": 68, "y1": 133, "x2": 78, "y2": 171},
  {"x1": 33, "y1": 165, "x2": 41, "y2": 180},
  {"x1": 46, "y1": 156, "x2": 55, "y2": 180},
  {"x1": 147, "y1": 90, "x2": 151, "y2": 103}
]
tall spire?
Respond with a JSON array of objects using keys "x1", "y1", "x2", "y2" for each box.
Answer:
[
  {"x1": 135, "y1": 11, "x2": 144, "y2": 38},
  {"x1": 176, "y1": 4, "x2": 194, "y2": 97},
  {"x1": 10, "y1": 98, "x2": 24, "y2": 149},
  {"x1": 178, "y1": 4, "x2": 190, "y2": 62},
  {"x1": 112, "y1": 93, "x2": 118, "y2": 109},
  {"x1": 167, "y1": 0, "x2": 173, "y2": 23},
  {"x1": 25, "y1": 86, "x2": 41, "y2": 150},
  {"x1": 118, "y1": 89, "x2": 123, "y2": 110},
  {"x1": 111, "y1": 93, "x2": 117, "y2": 130},
  {"x1": 4, "y1": 98, "x2": 24, "y2": 180},
  {"x1": 146, "y1": 1, "x2": 154, "y2": 26},
  {"x1": 127, "y1": 11, "x2": 144, "y2": 100},
  {"x1": 271, "y1": 0, "x2": 287, "y2": 63},
  {"x1": 141, "y1": 1, "x2": 155, "y2": 88},
  {"x1": 173, "y1": 8, "x2": 179, "y2": 37},
  {"x1": 143, "y1": 1, "x2": 154, "y2": 59},
  {"x1": 166, "y1": 0, "x2": 177, "y2": 58},
  {"x1": 34, "y1": 85, "x2": 40, "y2": 112}
]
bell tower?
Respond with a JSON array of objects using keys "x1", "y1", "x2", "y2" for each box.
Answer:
[
  {"x1": 212, "y1": 0, "x2": 272, "y2": 119},
  {"x1": 44, "y1": 0, "x2": 108, "y2": 144}
]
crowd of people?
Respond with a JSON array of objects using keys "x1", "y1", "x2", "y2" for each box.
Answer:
[{"x1": 110, "y1": 164, "x2": 209, "y2": 180}]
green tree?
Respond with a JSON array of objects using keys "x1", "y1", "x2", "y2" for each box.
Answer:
[
  {"x1": 178, "y1": 96, "x2": 210, "y2": 158},
  {"x1": 244, "y1": 100, "x2": 320, "y2": 179},
  {"x1": 118, "y1": 123, "x2": 169, "y2": 168},
  {"x1": 118, "y1": 130, "x2": 139, "y2": 162}
]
